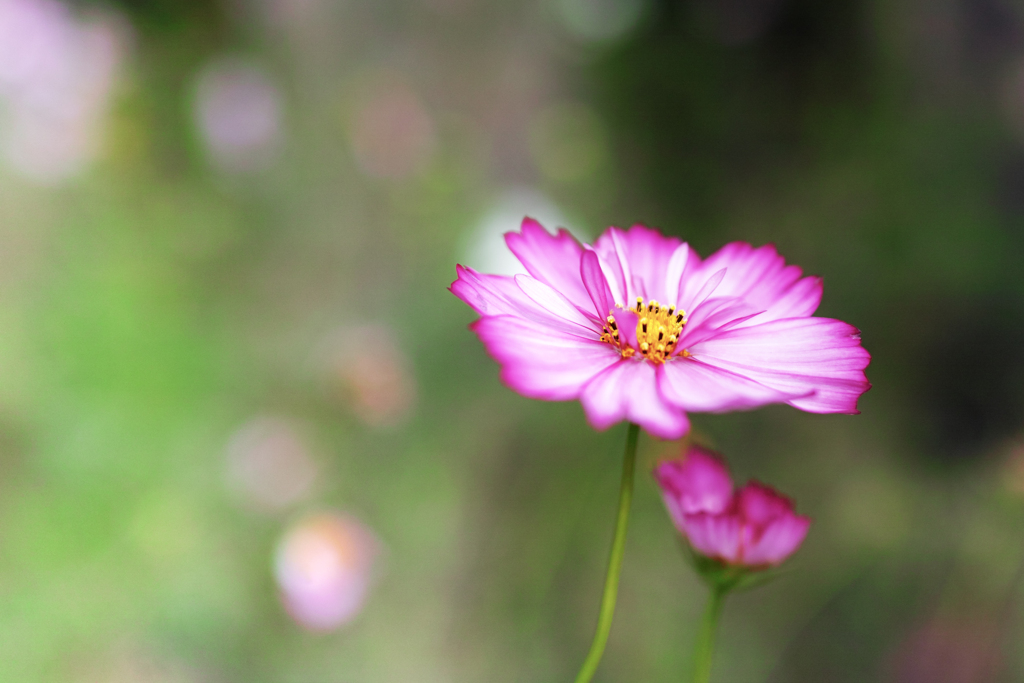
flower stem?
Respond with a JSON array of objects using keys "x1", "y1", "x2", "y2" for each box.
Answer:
[
  {"x1": 691, "y1": 584, "x2": 728, "y2": 683},
  {"x1": 573, "y1": 422, "x2": 640, "y2": 683}
]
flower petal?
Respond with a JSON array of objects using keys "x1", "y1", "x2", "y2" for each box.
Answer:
[
  {"x1": 451, "y1": 266, "x2": 596, "y2": 339},
  {"x1": 690, "y1": 317, "x2": 871, "y2": 414},
  {"x1": 654, "y1": 447, "x2": 734, "y2": 529},
  {"x1": 696, "y1": 242, "x2": 822, "y2": 322},
  {"x1": 761, "y1": 275, "x2": 823, "y2": 323},
  {"x1": 471, "y1": 315, "x2": 620, "y2": 400},
  {"x1": 505, "y1": 218, "x2": 591, "y2": 310},
  {"x1": 451, "y1": 265, "x2": 531, "y2": 317},
  {"x1": 613, "y1": 308, "x2": 641, "y2": 349},
  {"x1": 580, "y1": 249, "x2": 617, "y2": 319},
  {"x1": 736, "y1": 483, "x2": 795, "y2": 525},
  {"x1": 676, "y1": 296, "x2": 764, "y2": 349},
  {"x1": 594, "y1": 225, "x2": 683, "y2": 304},
  {"x1": 681, "y1": 512, "x2": 742, "y2": 564},
  {"x1": 663, "y1": 243, "x2": 691, "y2": 305},
  {"x1": 658, "y1": 358, "x2": 804, "y2": 413},
  {"x1": 515, "y1": 274, "x2": 596, "y2": 330},
  {"x1": 680, "y1": 268, "x2": 727, "y2": 314},
  {"x1": 741, "y1": 513, "x2": 811, "y2": 566},
  {"x1": 579, "y1": 360, "x2": 691, "y2": 438}
]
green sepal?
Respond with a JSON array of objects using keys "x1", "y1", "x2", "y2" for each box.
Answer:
[
  {"x1": 681, "y1": 541, "x2": 789, "y2": 594},
  {"x1": 731, "y1": 567, "x2": 791, "y2": 592}
]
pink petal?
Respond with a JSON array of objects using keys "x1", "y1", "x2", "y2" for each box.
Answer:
[
  {"x1": 504, "y1": 218, "x2": 592, "y2": 311},
  {"x1": 736, "y1": 482, "x2": 795, "y2": 525},
  {"x1": 579, "y1": 360, "x2": 691, "y2": 439},
  {"x1": 760, "y1": 275, "x2": 823, "y2": 323},
  {"x1": 593, "y1": 225, "x2": 683, "y2": 304},
  {"x1": 515, "y1": 274, "x2": 596, "y2": 330},
  {"x1": 658, "y1": 358, "x2": 804, "y2": 413},
  {"x1": 604, "y1": 228, "x2": 635, "y2": 302},
  {"x1": 471, "y1": 315, "x2": 620, "y2": 400},
  {"x1": 695, "y1": 242, "x2": 822, "y2": 322},
  {"x1": 654, "y1": 447, "x2": 734, "y2": 529},
  {"x1": 451, "y1": 265, "x2": 597, "y2": 339},
  {"x1": 663, "y1": 243, "x2": 691, "y2": 304},
  {"x1": 690, "y1": 317, "x2": 871, "y2": 414},
  {"x1": 681, "y1": 511, "x2": 743, "y2": 564},
  {"x1": 675, "y1": 296, "x2": 764, "y2": 349},
  {"x1": 677, "y1": 268, "x2": 727, "y2": 316},
  {"x1": 612, "y1": 308, "x2": 641, "y2": 349},
  {"x1": 580, "y1": 250, "x2": 617, "y2": 319},
  {"x1": 741, "y1": 513, "x2": 810, "y2": 566},
  {"x1": 451, "y1": 265, "x2": 532, "y2": 317}
]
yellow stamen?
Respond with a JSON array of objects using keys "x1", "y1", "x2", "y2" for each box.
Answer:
[{"x1": 599, "y1": 299, "x2": 691, "y2": 363}]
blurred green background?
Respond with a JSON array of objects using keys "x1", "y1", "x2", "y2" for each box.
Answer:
[{"x1": 1, "y1": 0, "x2": 1023, "y2": 680}]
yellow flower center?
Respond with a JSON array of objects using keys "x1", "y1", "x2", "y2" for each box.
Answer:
[{"x1": 600, "y1": 297, "x2": 688, "y2": 364}]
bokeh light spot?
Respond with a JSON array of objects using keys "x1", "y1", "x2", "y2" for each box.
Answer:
[
  {"x1": 274, "y1": 512, "x2": 380, "y2": 632},
  {"x1": 320, "y1": 324, "x2": 417, "y2": 428},
  {"x1": 193, "y1": 57, "x2": 284, "y2": 173},
  {"x1": 464, "y1": 187, "x2": 582, "y2": 276},
  {"x1": 225, "y1": 416, "x2": 318, "y2": 513},
  {"x1": 555, "y1": 0, "x2": 648, "y2": 44},
  {"x1": 0, "y1": 0, "x2": 125, "y2": 183}
]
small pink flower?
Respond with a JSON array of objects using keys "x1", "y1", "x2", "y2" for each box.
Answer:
[
  {"x1": 655, "y1": 446, "x2": 810, "y2": 568},
  {"x1": 450, "y1": 219, "x2": 870, "y2": 438}
]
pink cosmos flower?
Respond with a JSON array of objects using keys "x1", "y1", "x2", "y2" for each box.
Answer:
[
  {"x1": 450, "y1": 219, "x2": 870, "y2": 438},
  {"x1": 655, "y1": 446, "x2": 810, "y2": 568}
]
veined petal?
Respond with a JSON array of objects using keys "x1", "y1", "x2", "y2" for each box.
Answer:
[
  {"x1": 471, "y1": 315, "x2": 620, "y2": 400},
  {"x1": 682, "y1": 512, "x2": 742, "y2": 564},
  {"x1": 594, "y1": 225, "x2": 683, "y2": 303},
  {"x1": 696, "y1": 242, "x2": 822, "y2": 322},
  {"x1": 505, "y1": 218, "x2": 592, "y2": 311},
  {"x1": 741, "y1": 514, "x2": 810, "y2": 566},
  {"x1": 451, "y1": 265, "x2": 531, "y2": 317},
  {"x1": 658, "y1": 358, "x2": 804, "y2": 413},
  {"x1": 681, "y1": 268, "x2": 727, "y2": 314},
  {"x1": 451, "y1": 266, "x2": 596, "y2": 339},
  {"x1": 608, "y1": 228, "x2": 636, "y2": 302},
  {"x1": 579, "y1": 360, "x2": 691, "y2": 439},
  {"x1": 515, "y1": 274, "x2": 596, "y2": 330},
  {"x1": 676, "y1": 296, "x2": 764, "y2": 349},
  {"x1": 691, "y1": 317, "x2": 871, "y2": 414},
  {"x1": 664, "y1": 243, "x2": 691, "y2": 304},
  {"x1": 759, "y1": 275, "x2": 823, "y2": 323},
  {"x1": 580, "y1": 250, "x2": 617, "y2": 319}
]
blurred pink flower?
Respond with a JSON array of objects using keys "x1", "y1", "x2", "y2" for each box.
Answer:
[
  {"x1": 0, "y1": 0, "x2": 125, "y2": 182},
  {"x1": 451, "y1": 219, "x2": 871, "y2": 438},
  {"x1": 193, "y1": 57, "x2": 283, "y2": 172},
  {"x1": 275, "y1": 512, "x2": 379, "y2": 631},
  {"x1": 655, "y1": 446, "x2": 810, "y2": 568}
]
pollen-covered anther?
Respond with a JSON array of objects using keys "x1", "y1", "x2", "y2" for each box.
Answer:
[
  {"x1": 600, "y1": 313, "x2": 633, "y2": 358},
  {"x1": 634, "y1": 298, "x2": 687, "y2": 364},
  {"x1": 602, "y1": 299, "x2": 687, "y2": 362}
]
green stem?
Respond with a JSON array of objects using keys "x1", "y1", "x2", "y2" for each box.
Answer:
[
  {"x1": 573, "y1": 422, "x2": 640, "y2": 683},
  {"x1": 691, "y1": 585, "x2": 728, "y2": 683}
]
